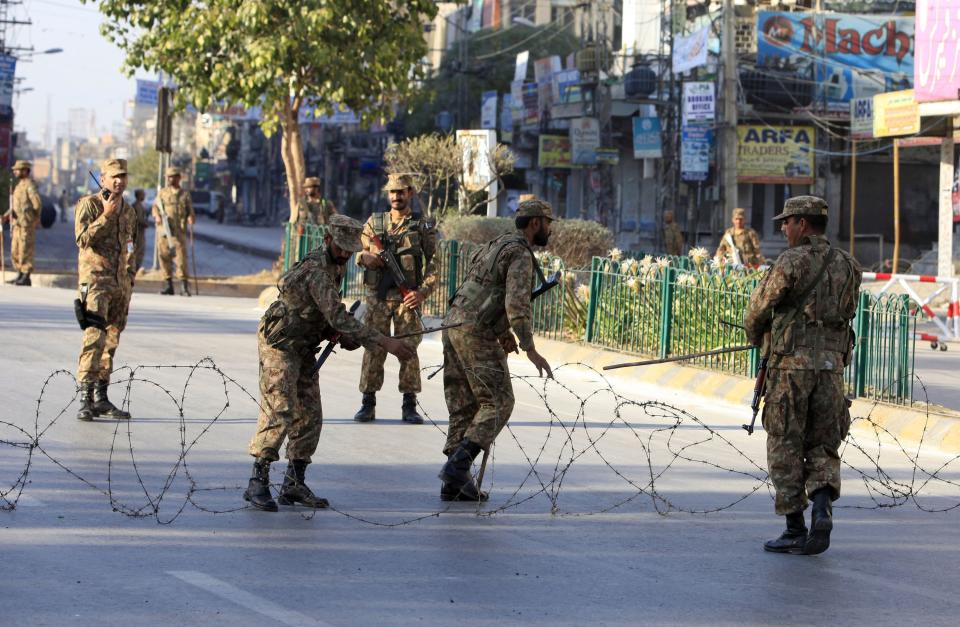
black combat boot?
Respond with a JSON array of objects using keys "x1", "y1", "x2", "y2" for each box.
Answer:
[
  {"x1": 92, "y1": 382, "x2": 131, "y2": 419},
  {"x1": 76, "y1": 383, "x2": 95, "y2": 422},
  {"x1": 7, "y1": 271, "x2": 22, "y2": 284},
  {"x1": 277, "y1": 460, "x2": 329, "y2": 508},
  {"x1": 439, "y1": 439, "x2": 485, "y2": 502},
  {"x1": 243, "y1": 457, "x2": 278, "y2": 512},
  {"x1": 180, "y1": 279, "x2": 191, "y2": 297},
  {"x1": 15, "y1": 272, "x2": 30, "y2": 286},
  {"x1": 401, "y1": 393, "x2": 424, "y2": 424},
  {"x1": 353, "y1": 393, "x2": 376, "y2": 422},
  {"x1": 805, "y1": 488, "x2": 833, "y2": 555},
  {"x1": 159, "y1": 279, "x2": 174, "y2": 295},
  {"x1": 763, "y1": 511, "x2": 808, "y2": 554}
]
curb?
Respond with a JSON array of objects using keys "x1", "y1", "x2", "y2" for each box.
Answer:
[
  {"x1": 192, "y1": 229, "x2": 279, "y2": 261},
  {"x1": 27, "y1": 272, "x2": 273, "y2": 299},
  {"x1": 529, "y1": 335, "x2": 960, "y2": 455}
]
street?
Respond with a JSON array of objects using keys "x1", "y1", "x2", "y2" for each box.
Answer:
[{"x1": 2, "y1": 286, "x2": 959, "y2": 626}]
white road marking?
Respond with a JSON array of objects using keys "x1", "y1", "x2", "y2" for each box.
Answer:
[{"x1": 168, "y1": 570, "x2": 332, "y2": 626}]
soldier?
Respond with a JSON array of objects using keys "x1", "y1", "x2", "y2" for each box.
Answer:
[
  {"x1": 131, "y1": 189, "x2": 150, "y2": 274},
  {"x1": 438, "y1": 198, "x2": 555, "y2": 502},
  {"x1": 715, "y1": 207, "x2": 765, "y2": 267},
  {"x1": 74, "y1": 159, "x2": 139, "y2": 422},
  {"x1": 152, "y1": 166, "x2": 195, "y2": 296},
  {"x1": 662, "y1": 210, "x2": 684, "y2": 256},
  {"x1": 352, "y1": 173, "x2": 438, "y2": 425},
  {"x1": 296, "y1": 177, "x2": 337, "y2": 226},
  {"x1": 244, "y1": 215, "x2": 415, "y2": 512},
  {"x1": 744, "y1": 195, "x2": 861, "y2": 556},
  {"x1": 2, "y1": 160, "x2": 42, "y2": 286}
]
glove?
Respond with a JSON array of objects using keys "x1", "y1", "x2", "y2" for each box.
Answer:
[{"x1": 339, "y1": 335, "x2": 362, "y2": 351}]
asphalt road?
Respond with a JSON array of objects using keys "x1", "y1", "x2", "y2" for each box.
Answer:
[{"x1": 2, "y1": 286, "x2": 959, "y2": 626}]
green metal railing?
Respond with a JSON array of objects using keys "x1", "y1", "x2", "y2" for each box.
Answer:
[{"x1": 848, "y1": 292, "x2": 916, "y2": 405}]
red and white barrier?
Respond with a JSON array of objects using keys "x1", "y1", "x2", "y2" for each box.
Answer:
[{"x1": 862, "y1": 271, "x2": 960, "y2": 346}]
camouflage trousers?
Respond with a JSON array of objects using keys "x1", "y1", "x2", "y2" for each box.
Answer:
[
  {"x1": 762, "y1": 368, "x2": 851, "y2": 515},
  {"x1": 11, "y1": 224, "x2": 36, "y2": 273},
  {"x1": 359, "y1": 296, "x2": 422, "y2": 394},
  {"x1": 76, "y1": 279, "x2": 131, "y2": 384},
  {"x1": 248, "y1": 334, "x2": 323, "y2": 462},
  {"x1": 157, "y1": 231, "x2": 190, "y2": 280},
  {"x1": 441, "y1": 327, "x2": 514, "y2": 456}
]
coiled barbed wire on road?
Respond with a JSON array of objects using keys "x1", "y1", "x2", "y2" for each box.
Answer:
[{"x1": 1, "y1": 359, "x2": 958, "y2": 526}]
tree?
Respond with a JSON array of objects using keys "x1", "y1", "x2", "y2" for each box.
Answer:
[
  {"x1": 89, "y1": 0, "x2": 438, "y2": 223},
  {"x1": 126, "y1": 148, "x2": 160, "y2": 190}
]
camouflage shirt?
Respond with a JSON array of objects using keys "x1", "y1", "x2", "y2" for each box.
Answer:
[
  {"x1": 295, "y1": 198, "x2": 336, "y2": 226},
  {"x1": 153, "y1": 186, "x2": 194, "y2": 235},
  {"x1": 261, "y1": 244, "x2": 383, "y2": 351},
  {"x1": 744, "y1": 234, "x2": 861, "y2": 372},
  {"x1": 12, "y1": 178, "x2": 41, "y2": 228},
  {"x1": 663, "y1": 222, "x2": 684, "y2": 256},
  {"x1": 359, "y1": 210, "x2": 439, "y2": 301},
  {"x1": 75, "y1": 192, "x2": 138, "y2": 285},
  {"x1": 445, "y1": 230, "x2": 537, "y2": 351},
  {"x1": 716, "y1": 226, "x2": 765, "y2": 266}
]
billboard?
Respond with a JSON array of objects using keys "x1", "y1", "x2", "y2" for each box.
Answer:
[
  {"x1": 457, "y1": 129, "x2": 496, "y2": 191},
  {"x1": 850, "y1": 97, "x2": 874, "y2": 139},
  {"x1": 914, "y1": 0, "x2": 960, "y2": 103},
  {"x1": 633, "y1": 116, "x2": 663, "y2": 159},
  {"x1": 538, "y1": 135, "x2": 576, "y2": 169},
  {"x1": 737, "y1": 125, "x2": 815, "y2": 184},
  {"x1": 0, "y1": 55, "x2": 16, "y2": 110},
  {"x1": 683, "y1": 82, "x2": 715, "y2": 123},
  {"x1": 873, "y1": 89, "x2": 919, "y2": 137},
  {"x1": 570, "y1": 117, "x2": 600, "y2": 166},
  {"x1": 681, "y1": 125, "x2": 713, "y2": 182}
]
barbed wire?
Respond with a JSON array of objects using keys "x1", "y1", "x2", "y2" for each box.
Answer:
[{"x1": 2, "y1": 358, "x2": 958, "y2": 526}]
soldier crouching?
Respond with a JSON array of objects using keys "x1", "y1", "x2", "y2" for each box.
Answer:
[{"x1": 244, "y1": 215, "x2": 415, "y2": 512}]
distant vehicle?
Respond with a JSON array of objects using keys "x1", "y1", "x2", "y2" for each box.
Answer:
[{"x1": 190, "y1": 189, "x2": 225, "y2": 218}]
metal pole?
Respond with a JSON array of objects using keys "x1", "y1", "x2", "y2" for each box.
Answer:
[
  {"x1": 603, "y1": 344, "x2": 755, "y2": 370},
  {"x1": 938, "y1": 121, "x2": 955, "y2": 278},
  {"x1": 849, "y1": 139, "x2": 857, "y2": 256},
  {"x1": 893, "y1": 140, "x2": 900, "y2": 273},
  {"x1": 721, "y1": 0, "x2": 738, "y2": 221}
]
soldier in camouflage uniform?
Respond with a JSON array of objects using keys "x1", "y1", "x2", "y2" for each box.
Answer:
[
  {"x1": 296, "y1": 177, "x2": 337, "y2": 227},
  {"x1": 352, "y1": 173, "x2": 438, "y2": 425},
  {"x1": 152, "y1": 166, "x2": 195, "y2": 296},
  {"x1": 74, "y1": 159, "x2": 139, "y2": 422},
  {"x1": 662, "y1": 210, "x2": 684, "y2": 256},
  {"x1": 744, "y1": 195, "x2": 861, "y2": 556},
  {"x1": 438, "y1": 198, "x2": 555, "y2": 501},
  {"x1": 132, "y1": 189, "x2": 150, "y2": 274},
  {"x1": 716, "y1": 207, "x2": 765, "y2": 267},
  {"x1": 2, "y1": 160, "x2": 42, "y2": 286},
  {"x1": 244, "y1": 215, "x2": 415, "y2": 512}
]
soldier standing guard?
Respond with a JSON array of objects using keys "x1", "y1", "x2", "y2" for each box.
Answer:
[
  {"x1": 2, "y1": 160, "x2": 42, "y2": 286},
  {"x1": 662, "y1": 210, "x2": 684, "y2": 256},
  {"x1": 438, "y1": 198, "x2": 555, "y2": 502},
  {"x1": 74, "y1": 159, "x2": 139, "y2": 422},
  {"x1": 153, "y1": 166, "x2": 195, "y2": 296},
  {"x1": 131, "y1": 189, "x2": 150, "y2": 273},
  {"x1": 244, "y1": 215, "x2": 415, "y2": 512},
  {"x1": 352, "y1": 173, "x2": 438, "y2": 425},
  {"x1": 716, "y1": 207, "x2": 765, "y2": 267},
  {"x1": 296, "y1": 177, "x2": 337, "y2": 226},
  {"x1": 744, "y1": 195, "x2": 861, "y2": 556}
]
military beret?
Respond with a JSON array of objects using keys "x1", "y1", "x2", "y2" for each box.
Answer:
[
  {"x1": 11, "y1": 160, "x2": 31, "y2": 171},
  {"x1": 327, "y1": 214, "x2": 363, "y2": 252},
  {"x1": 383, "y1": 173, "x2": 414, "y2": 192},
  {"x1": 773, "y1": 195, "x2": 828, "y2": 221},
  {"x1": 165, "y1": 166, "x2": 182, "y2": 177},
  {"x1": 101, "y1": 158, "x2": 128, "y2": 177},
  {"x1": 304, "y1": 176, "x2": 321, "y2": 188},
  {"x1": 516, "y1": 197, "x2": 553, "y2": 220}
]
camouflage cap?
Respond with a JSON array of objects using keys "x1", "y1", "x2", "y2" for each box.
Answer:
[
  {"x1": 304, "y1": 176, "x2": 321, "y2": 188},
  {"x1": 516, "y1": 197, "x2": 553, "y2": 220},
  {"x1": 327, "y1": 214, "x2": 363, "y2": 252},
  {"x1": 518, "y1": 193, "x2": 536, "y2": 203},
  {"x1": 11, "y1": 160, "x2": 31, "y2": 171},
  {"x1": 663, "y1": 209, "x2": 675, "y2": 220},
  {"x1": 773, "y1": 195, "x2": 828, "y2": 221},
  {"x1": 732, "y1": 207, "x2": 747, "y2": 218},
  {"x1": 101, "y1": 158, "x2": 128, "y2": 177},
  {"x1": 383, "y1": 173, "x2": 414, "y2": 192},
  {"x1": 165, "y1": 166, "x2": 182, "y2": 177}
]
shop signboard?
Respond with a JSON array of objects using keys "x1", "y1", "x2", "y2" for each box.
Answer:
[{"x1": 737, "y1": 124, "x2": 815, "y2": 184}]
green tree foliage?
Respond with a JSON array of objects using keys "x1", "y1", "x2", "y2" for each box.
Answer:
[
  {"x1": 126, "y1": 148, "x2": 160, "y2": 190},
  {"x1": 88, "y1": 0, "x2": 438, "y2": 222}
]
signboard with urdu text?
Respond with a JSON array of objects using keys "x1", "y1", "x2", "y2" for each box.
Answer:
[{"x1": 737, "y1": 125, "x2": 815, "y2": 184}]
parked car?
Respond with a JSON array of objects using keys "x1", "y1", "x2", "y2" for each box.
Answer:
[{"x1": 190, "y1": 189, "x2": 225, "y2": 219}]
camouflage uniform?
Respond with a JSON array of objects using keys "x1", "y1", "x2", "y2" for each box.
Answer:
[
  {"x1": 295, "y1": 176, "x2": 337, "y2": 227},
  {"x1": 441, "y1": 210, "x2": 547, "y2": 456},
  {"x1": 132, "y1": 198, "x2": 149, "y2": 273},
  {"x1": 248, "y1": 217, "x2": 384, "y2": 462},
  {"x1": 662, "y1": 214, "x2": 684, "y2": 256},
  {"x1": 716, "y1": 209, "x2": 764, "y2": 266},
  {"x1": 744, "y1": 197, "x2": 861, "y2": 517},
  {"x1": 153, "y1": 171, "x2": 195, "y2": 280},
  {"x1": 9, "y1": 162, "x2": 42, "y2": 274},
  {"x1": 75, "y1": 161, "x2": 138, "y2": 386},
  {"x1": 357, "y1": 176, "x2": 438, "y2": 395}
]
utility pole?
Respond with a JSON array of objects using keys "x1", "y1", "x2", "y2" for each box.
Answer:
[{"x1": 720, "y1": 0, "x2": 738, "y2": 225}]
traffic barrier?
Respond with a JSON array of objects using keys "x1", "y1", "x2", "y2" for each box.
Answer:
[{"x1": 862, "y1": 271, "x2": 959, "y2": 350}]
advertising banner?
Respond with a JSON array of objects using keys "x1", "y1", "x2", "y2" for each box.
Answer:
[
  {"x1": 673, "y1": 25, "x2": 709, "y2": 74},
  {"x1": 873, "y1": 89, "x2": 919, "y2": 137},
  {"x1": 0, "y1": 55, "x2": 16, "y2": 110},
  {"x1": 737, "y1": 125, "x2": 815, "y2": 184},
  {"x1": 481, "y1": 91, "x2": 498, "y2": 129},
  {"x1": 514, "y1": 51, "x2": 530, "y2": 82},
  {"x1": 457, "y1": 129, "x2": 496, "y2": 191},
  {"x1": 538, "y1": 135, "x2": 576, "y2": 169},
  {"x1": 522, "y1": 82, "x2": 539, "y2": 125},
  {"x1": 683, "y1": 82, "x2": 715, "y2": 123},
  {"x1": 633, "y1": 116, "x2": 663, "y2": 159},
  {"x1": 570, "y1": 117, "x2": 600, "y2": 166},
  {"x1": 500, "y1": 94, "x2": 513, "y2": 143},
  {"x1": 681, "y1": 125, "x2": 713, "y2": 182},
  {"x1": 914, "y1": 0, "x2": 960, "y2": 102},
  {"x1": 134, "y1": 79, "x2": 159, "y2": 107},
  {"x1": 850, "y1": 97, "x2": 874, "y2": 139}
]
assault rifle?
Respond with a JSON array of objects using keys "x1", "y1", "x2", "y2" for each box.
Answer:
[
  {"x1": 312, "y1": 300, "x2": 362, "y2": 374},
  {"x1": 154, "y1": 195, "x2": 175, "y2": 253},
  {"x1": 368, "y1": 231, "x2": 424, "y2": 325},
  {"x1": 742, "y1": 353, "x2": 768, "y2": 435},
  {"x1": 723, "y1": 232, "x2": 743, "y2": 266}
]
